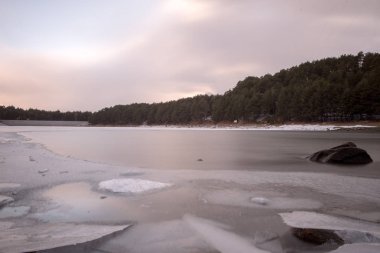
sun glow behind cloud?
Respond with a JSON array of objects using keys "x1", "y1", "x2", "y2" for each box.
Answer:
[{"x1": 163, "y1": 0, "x2": 213, "y2": 22}]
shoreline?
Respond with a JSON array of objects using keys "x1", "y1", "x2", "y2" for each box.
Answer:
[{"x1": 2, "y1": 119, "x2": 380, "y2": 132}]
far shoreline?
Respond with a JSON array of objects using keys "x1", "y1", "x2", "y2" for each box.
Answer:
[{"x1": 2, "y1": 119, "x2": 380, "y2": 132}]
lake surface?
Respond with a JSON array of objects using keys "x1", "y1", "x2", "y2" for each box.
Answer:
[
  {"x1": 2, "y1": 127, "x2": 380, "y2": 252},
  {"x1": 23, "y1": 127, "x2": 380, "y2": 176}
]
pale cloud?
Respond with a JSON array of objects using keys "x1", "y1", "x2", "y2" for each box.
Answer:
[{"x1": 0, "y1": 0, "x2": 379, "y2": 111}]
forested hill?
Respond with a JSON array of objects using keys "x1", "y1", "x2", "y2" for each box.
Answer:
[{"x1": 89, "y1": 52, "x2": 380, "y2": 125}]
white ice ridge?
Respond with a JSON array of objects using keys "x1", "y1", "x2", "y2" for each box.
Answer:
[
  {"x1": 183, "y1": 214, "x2": 271, "y2": 253},
  {"x1": 99, "y1": 178, "x2": 171, "y2": 193},
  {"x1": 279, "y1": 211, "x2": 380, "y2": 237},
  {"x1": 329, "y1": 243, "x2": 380, "y2": 253}
]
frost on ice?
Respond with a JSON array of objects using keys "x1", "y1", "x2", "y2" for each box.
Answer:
[
  {"x1": 99, "y1": 178, "x2": 171, "y2": 193},
  {"x1": 279, "y1": 211, "x2": 380, "y2": 237}
]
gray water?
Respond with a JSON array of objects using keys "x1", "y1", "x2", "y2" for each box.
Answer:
[{"x1": 23, "y1": 127, "x2": 380, "y2": 176}]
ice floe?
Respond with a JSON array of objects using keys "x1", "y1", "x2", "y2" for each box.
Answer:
[
  {"x1": 329, "y1": 243, "x2": 380, "y2": 253},
  {"x1": 0, "y1": 223, "x2": 130, "y2": 253},
  {"x1": 279, "y1": 211, "x2": 380, "y2": 237},
  {"x1": 0, "y1": 206, "x2": 30, "y2": 218},
  {"x1": 184, "y1": 214, "x2": 272, "y2": 253},
  {"x1": 0, "y1": 195, "x2": 14, "y2": 207},
  {"x1": 0, "y1": 183, "x2": 20, "y2": 190},
  {"x1": 99, "y1": 178, "x2": 172, "y2": 193},
  {"x1": 203, "y1": 190, "x2": 322, "y2": 209}
]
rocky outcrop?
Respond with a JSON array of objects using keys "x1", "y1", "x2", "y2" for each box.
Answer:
[
  {"x1": 309, "y1": 142, "x2": 373, "y2": 164},
  {"x1": 292, "y1": 228, "x2": 344, "y2": 245}
]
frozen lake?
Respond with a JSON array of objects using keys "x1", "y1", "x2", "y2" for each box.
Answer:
[
  {"x1": 0, "y1": 126, "x2": 380, "y2": 253},
  {"x1": 22, "y1": 127, "x2": 380, "y2": 176}
]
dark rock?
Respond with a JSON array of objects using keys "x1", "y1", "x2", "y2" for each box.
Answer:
[
  {"x1": 292, "y1": 228, "x2": 344, "y2": 245},
  {"x1": 309, "y1": 142, "x2": 373, "y2": 164}
]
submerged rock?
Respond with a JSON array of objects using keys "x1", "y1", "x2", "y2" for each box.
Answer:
[
  {"x1": 292, "y1": 228, "x2": 344, "y2": 245},
  {"x1": 309, "y1": 142, "x2": 373, "y2": 164}
]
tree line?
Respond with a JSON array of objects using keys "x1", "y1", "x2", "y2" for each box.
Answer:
[
  {"x1": 0, "y1": 106, "x2": 92, "y2": 121},
  {"x1": 89, "y1": 52, "x2": 380, "y2": 125},
  {"x1": 1, "y1": 52, "x2": 379, "y2": 124}
]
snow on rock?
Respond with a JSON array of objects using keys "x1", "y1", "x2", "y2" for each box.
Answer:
[
  {"x1": 279, "y1": 211, "x2": 380, "y2": 237},
  {"x1": 99, "y1": 178, "x2": 171, "y2": 193},
  {"x1": 329, "y1": 243, "x2": 380, "y2": 253},
  {"x1": 0, "y1": 223, "x2": 130, "y2": 253},
  {"x1": 0, "y1": 195, "x2": 14, "y2": 207},
  {"x1": 183, "y1": 214, "x2": 272, "y2": 253},
  {"x1": 335, "y1": 230, "x2": 380, "y2": 244}
]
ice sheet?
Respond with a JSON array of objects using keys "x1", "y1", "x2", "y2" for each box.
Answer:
[
  {"x1": 279, "y1": 211, "x2": 380, "y2": 237},
  {"x1": 329, "y1": 243, "x2": 380, "y2": 253},
  {"x1": 0, "y1": 223, "x2": 130, "y2": 253},
  {"x1": 184, "y1": 214, "x2": 272, "y2": 253}
]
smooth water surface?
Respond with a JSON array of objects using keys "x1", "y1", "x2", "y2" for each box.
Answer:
[{"x1": 22, "y1": 127, "x2": 380, "y2": 176}]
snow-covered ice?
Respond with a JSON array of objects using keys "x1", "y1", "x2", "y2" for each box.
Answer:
[
  {"x1": 0, "y1": 183, "x2": 20, "y2": 190},
  {"x1": 204, "y1": 190, "x2": 322, "y2": 210},
  {"x1": 329, "y1": 243, "x2": 380, "y2": 253},
  {"x1": 99, "y1": 178, "x2": 172, "y2": 193},
  {"x1": 279, "y1": 211, "x2": 380, "y2": 237},
  {"x1": 0, "y1": 223, "x2": 130, "y2": 253},
  {"x1": 0, "y1": 196, "x2": 14, "y2": 207},
  {"x1": 0, "y1": 206, "x2": 30, "y2": 218}
]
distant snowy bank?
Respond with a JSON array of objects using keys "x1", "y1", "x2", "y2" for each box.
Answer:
[{"x1": 132, "y1": 124, "x2": 376, "y2": 131}]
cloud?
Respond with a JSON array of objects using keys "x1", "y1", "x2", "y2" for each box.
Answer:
[{"x1": 0, "y1": 0, "x2": 379, "y2": 111}]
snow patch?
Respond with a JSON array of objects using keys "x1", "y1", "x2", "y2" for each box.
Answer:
[
  {"x1": 99, "y1": 178, "x2": 171, "y2": 193},
  {"x1": 279, "y1": 211, "x2": 380, "y2": 237}
]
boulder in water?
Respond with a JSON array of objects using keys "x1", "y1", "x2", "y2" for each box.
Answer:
[
  {"x1": 292, "y1": 228, "x2": 344, "y2": 245},
  {"x1": 309, "y1": 142, "x2": 373, "y2": 164}
]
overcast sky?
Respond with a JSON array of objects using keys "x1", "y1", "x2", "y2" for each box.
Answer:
[{"x1": 1, "y1": 0, "x2": 379, "y2": 111}]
